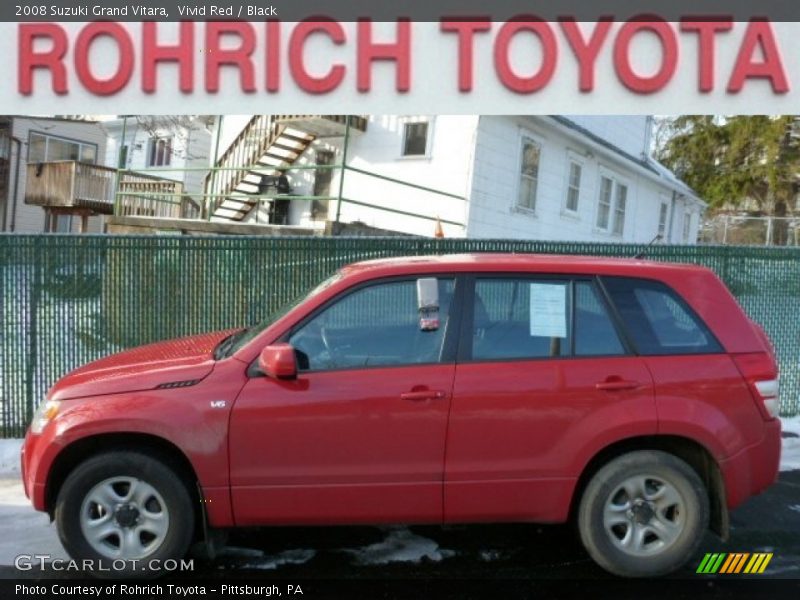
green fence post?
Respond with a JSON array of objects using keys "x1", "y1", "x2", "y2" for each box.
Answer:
[{"x1": 333, "y1": 117, "x2": 351, "y2": 233}]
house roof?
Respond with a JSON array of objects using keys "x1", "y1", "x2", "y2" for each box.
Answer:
[{"x1": 549, "y1": 116, "x2": 705, "y2": 208}]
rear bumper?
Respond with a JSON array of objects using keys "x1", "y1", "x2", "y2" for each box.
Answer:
[{"x1": 719, "y1": 418, "x2": 781, "y2": 509}]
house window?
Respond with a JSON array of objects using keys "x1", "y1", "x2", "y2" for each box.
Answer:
[
  {"x1": 596, "y1": 172, "x2": 628, "y2": 236},
  {"x1": 401, "y1": 122, "x2": 430, "y2": 157},
  {"x1": 596, "y1": 176, "x2": 613, "y2": 230},
  {"x1": 54, "y1": 215, "x2": 72, "y2": 233},
  {"x1": 28, "y1": 132, "x2": 97, "y2": 164},
  {"x1": 683, "y1": 212, "x2": 693, "y2": 243},
  {"x1": 613, "y1": 185, "x2": 627, "y2": 236},
  {"x1": 148, "y1": 137, "x2": 172, "y2": 167},
  {"x1": 565, "y1": 160, "x2": 582, "y2": 213},
  {"x1": 658, "y1": 202, "x2": 669, "y2": 237},
  {"x1": 518, "y1": 137, "x2": 541, "y2": 211}
]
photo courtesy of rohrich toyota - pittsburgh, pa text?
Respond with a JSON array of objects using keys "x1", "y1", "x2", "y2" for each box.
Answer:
[{"x1": 0, "y1": 1, "x2": 799, "y2": 599}]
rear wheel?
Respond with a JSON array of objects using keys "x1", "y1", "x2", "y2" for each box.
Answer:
[
  {"x1": 55, "y1": 451, "x2": 195, "y2": 578},
  {"x1": 577, "y1": 450, "x2": 708, "y2": 577}
]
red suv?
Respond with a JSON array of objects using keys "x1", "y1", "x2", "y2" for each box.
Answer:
[{"x1": 21, "y1": 254, "x2": 781, "y2": 578}]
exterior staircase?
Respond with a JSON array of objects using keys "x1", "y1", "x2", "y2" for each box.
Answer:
[{"x1": 206, "y1": 115, "x2": 367, "y2": 223}]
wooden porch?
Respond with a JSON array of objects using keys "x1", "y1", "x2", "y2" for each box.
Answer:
[{"x1": 24, "y1": 161, "x2": 197, "y2": 230}]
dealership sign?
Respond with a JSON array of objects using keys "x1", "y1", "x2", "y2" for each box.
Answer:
[{"x1": 6, "y1": 19, "x2": 800, "y2": 113}]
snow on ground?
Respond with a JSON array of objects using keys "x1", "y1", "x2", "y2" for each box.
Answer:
[
  {"x1": 781, "y1": 416, "x2": 800, "y2": 472},
  {"x1": 240, "y1": 549, "x2": 317, "y2": 570},
  {"x1": 0, "y1": 439, "x2": 22, "y2": 475},
  {"x1": 341, "y1": 527, "x2": 455, "y2": 566}
]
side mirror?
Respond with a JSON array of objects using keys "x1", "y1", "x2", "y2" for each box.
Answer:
[{"x1": 258, "y1": 344, "x2": 297, "y2": 380}]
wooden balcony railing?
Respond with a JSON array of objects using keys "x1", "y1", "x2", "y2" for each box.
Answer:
[
  {"x1": 25, "y1": 161, "x2": 117, "y2": 214},
  {"x1": 116, "y1": 172, "x2": 186, "y2": 219},
  {"x1": 24, "y1": 161, "x2": 190, "y2": 219}
]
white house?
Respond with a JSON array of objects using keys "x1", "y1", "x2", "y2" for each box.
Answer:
[
  {"x1": 214, "y1": 115, "x2": 705, "y2": 243},
  {"x1": 102, "y1": 116, "x2": 213, "y2": 198},
  {"x1": 0, "y1": 116, "x2": 108, "y2": 233}
]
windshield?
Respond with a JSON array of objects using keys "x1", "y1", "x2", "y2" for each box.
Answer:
[{"x1": 215, "y1": 271, "x2": 344, "y2": 359}]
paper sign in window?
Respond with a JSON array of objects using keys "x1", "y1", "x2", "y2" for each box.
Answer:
[{"x1": 529, "y1": 283, "x2": 567, "y2": 338}]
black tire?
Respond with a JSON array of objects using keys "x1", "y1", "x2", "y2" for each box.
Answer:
[
  {"x1": 55, "y1": 451, "x2": 195, "y2": 579},
  {"x1": 577, "y1": 450, "x2": 709, "y2": 578}
]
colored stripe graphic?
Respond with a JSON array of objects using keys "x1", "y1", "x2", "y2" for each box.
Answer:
[
  {"x1": 719, "y1": 553, "x2": 749, "y2": 573},
  {"x1": 697, "y1": 552, "x2": 773, "y2": 574},
  {"x1": 744, "y1": 553, "x2": 773, "y2": 574},
  {"x1": 697, "y1": 553, "x2": 726, "y2": 574}
]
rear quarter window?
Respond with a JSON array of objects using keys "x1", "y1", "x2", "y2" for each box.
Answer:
[{"x1": 601, "y1": 277, "x2": 722, "y2": 355}]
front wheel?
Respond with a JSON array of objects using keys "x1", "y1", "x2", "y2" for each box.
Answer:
[
  {"x1": 55, "y1": 451, "x2": 195, "y2": 578},
  {"x1": 577, "y1": 450, "x2": 709, "y2": 577}
]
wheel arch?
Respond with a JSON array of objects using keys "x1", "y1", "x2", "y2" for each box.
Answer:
[
  {"x1": 570, "y1": 435, "x2": 728, "y2": 539},
  {"x1": 45, "y1": 432, "x2": 202, "y2": 519}
]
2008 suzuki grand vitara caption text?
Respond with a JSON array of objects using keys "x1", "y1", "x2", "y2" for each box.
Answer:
[{"x1": 21, "y1": 254, "x2": 782, "y2": 578}]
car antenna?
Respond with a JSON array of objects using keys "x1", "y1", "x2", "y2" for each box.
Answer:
[{"x1": 633, "y1": 234, "x2": 663, "y2": 259}]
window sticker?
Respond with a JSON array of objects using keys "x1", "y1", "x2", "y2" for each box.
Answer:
[{"x1": 529, "y1": 283, "x2": 567, "y2": 338}]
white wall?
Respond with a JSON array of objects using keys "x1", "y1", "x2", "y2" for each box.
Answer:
[
  {"x1": 333, "y1": 115, "x2": 477, "y2": 237},
  {"x1": 217, "y1": 114, "x2": 700, "y2": 242},
  {"x1": 229, "y1": 115, "x2": 478, "y2": 237},
  {"x1": 7, "y1": 118, "x2": 107, "y2": 233},
  {"x1": 104, "y1": 118, "x2": 211, "y2": 194},
  {"x1": 466, "y1": 116, "x2": 697, "y2": 243}
]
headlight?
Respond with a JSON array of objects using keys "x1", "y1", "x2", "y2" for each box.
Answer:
[{"x1": 30, "y1": 400, "x2": 60, "y2": 435}]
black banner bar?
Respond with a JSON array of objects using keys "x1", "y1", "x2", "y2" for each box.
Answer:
[
  {"x1": 3, "y1": 578, "x2": 800, "y2": 600},
  {"x1": 6, "y1": 1, "x2": 800, "y2": 22}
]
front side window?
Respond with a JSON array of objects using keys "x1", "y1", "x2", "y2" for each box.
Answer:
[
  {"x1": 518, "y1": 138, "x2": 541, "y2": 211},
  {"x1": 289, "y1": 278, "x2": 455, "y2": 371},
  {"x1": 601, "y1": 277, "x2": 721, "y2": 355}
]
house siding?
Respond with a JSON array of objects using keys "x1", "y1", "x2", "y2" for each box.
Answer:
[
  {"x1": 218, "y1": 114, "x2": 702, "y2": 242},
  {"x1": 6, "y1": 118, "x2": 108, "y2": 233},
  {"x1": 104, "y1": 117, "x2": 212, "y2": 196},
  {"x1": 466, "y1": 116, "x2": 701, "y2": 243}
]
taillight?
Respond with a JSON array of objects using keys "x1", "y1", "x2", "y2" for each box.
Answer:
[{"x1": 732, "y1": 353, "x2": 780, "y2": 419}]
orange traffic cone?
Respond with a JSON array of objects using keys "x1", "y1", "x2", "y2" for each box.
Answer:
[{"x1": 434, "y1": 217, "x2": 444, "y2": 239}]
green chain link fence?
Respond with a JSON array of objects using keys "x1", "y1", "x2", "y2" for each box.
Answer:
[{"x1": 1, "y1": 234, "x2": 798, "y2": 437}]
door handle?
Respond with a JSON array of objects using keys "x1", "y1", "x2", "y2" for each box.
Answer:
[
  {"x1": 400, "y1": 390, "x2": 447, "y2": 402},
  {"x1": 595, "y1": 379, "x2": 641, "y2": 391}
]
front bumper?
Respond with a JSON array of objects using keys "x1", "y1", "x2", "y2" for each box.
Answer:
[{"x1": 21, "y1": 427, "x2": 62, "y2": 513}]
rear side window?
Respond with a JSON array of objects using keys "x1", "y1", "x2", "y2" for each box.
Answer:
[
  {"x1": 574, "y1": 281, "x2": 625, "y2": 356},
  {"x1": 473, "y1": 279, "x2": 571, "y2": 359},
  {"x1": 470, "y1": 278, "x2": 625, "y2": 360},
  {"x1": 601, "y1": 277, "x2": 722, "y2": 355}
]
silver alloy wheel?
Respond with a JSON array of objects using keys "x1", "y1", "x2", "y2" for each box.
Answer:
[
  {"x1": 602, "y1": 474, "x2": 685, "y2": 556},
  {"x1": 79, "y1": 476, "x2": 170, "y2": 560}
]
